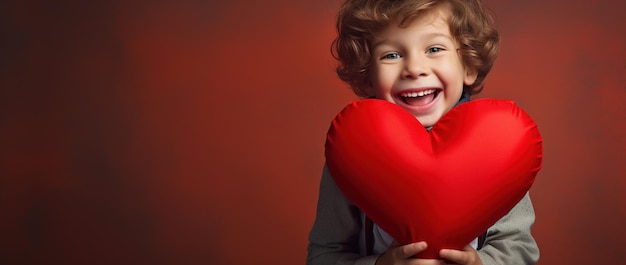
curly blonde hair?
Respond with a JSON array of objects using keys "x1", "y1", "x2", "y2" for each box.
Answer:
[{"x1": 331, "y1": 0, "x2": 499, "y2": 98}]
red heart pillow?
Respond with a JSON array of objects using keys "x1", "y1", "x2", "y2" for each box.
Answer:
[{"x1": 325, "y1": 99, "x2": 542, "y2": 258}]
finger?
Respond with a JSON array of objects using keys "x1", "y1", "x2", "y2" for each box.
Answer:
[
  {"x1": 413, "y1": 259, "x2": 446, "y2": 265},
  {"x1": 439, "y1": 245, "x2": 476, "y2": 264},
  {"x1": 439, "y1": 249, "x2": 468, "y2": 264},
  {"x1": 395, "y1": 241, "x2": 427, "y2": 259}
]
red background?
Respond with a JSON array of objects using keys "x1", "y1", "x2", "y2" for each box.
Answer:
[{"x1": 1, "y1": 0, "x2": 624, "y2": 264}]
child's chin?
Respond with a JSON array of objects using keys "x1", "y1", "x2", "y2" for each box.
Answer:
[{"x1": 414, "y1": 116, "x2": 437, "y2": 128}]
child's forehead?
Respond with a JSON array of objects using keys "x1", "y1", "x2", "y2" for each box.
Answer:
[{"x1": 371, "y1": 5, "x2": 453, "y2": 40}]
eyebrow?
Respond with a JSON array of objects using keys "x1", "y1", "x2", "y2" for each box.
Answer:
[
  {"x1": 370, "y1": 32, "x2": 454, "y2": 49},
  {"x1": 425, "y1": 32, "x2": 454, "y2": 40}
]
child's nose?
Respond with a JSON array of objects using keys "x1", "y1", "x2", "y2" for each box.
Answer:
[{"x1": 401, "y1": 56, "x2": 428, "y2": 79}]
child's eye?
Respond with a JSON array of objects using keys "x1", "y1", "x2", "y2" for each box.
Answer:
[
  {"x1": 426, "y1": 47, "x2": 445, "y2": 54},
  {"x1": 380, "y1": 52, "x2": 401, "y2": 60}
]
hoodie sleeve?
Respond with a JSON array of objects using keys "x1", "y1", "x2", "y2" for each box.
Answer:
[
  {"x1": 477, "y1": 193, "x2": 540, "y2": 265},
  {"x1": 307, "y1": 164, "x2": 381, "y2": 265}
]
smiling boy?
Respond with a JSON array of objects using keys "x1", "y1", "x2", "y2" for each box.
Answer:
[
  {"x1": 307, "y1": 0, "x2": 539, "y2": 265},
  {"x1": 369, "y1": 3, "x2": 476, "y2": 127}
]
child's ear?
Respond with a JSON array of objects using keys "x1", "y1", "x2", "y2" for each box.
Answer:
[{"x1": 464, "y1": 67, "x2": 478, "y2": 86}]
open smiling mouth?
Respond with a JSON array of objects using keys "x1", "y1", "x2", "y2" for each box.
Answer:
[{"x1": 397, "y1": 89, "x2": 441, "y2": 106}]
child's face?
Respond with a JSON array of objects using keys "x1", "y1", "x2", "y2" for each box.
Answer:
[{"x1": 368, "y1": 5, "x2": 477, "y2": 127}]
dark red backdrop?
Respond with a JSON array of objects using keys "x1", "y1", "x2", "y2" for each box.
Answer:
[{"x1": 1, "y1": 0, "x2": 624, "y2": 264}]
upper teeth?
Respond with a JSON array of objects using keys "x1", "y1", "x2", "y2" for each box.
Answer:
[{"x1": 400, "y1": 89, "x2": 435, "y2": 98}]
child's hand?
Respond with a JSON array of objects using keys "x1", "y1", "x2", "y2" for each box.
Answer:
[
  {"x1": 439, "y1": 245, "x2": 483, "y2": 265},
  {"x1": 375, "y1": 241, "x2": 444, "y2": 265}
]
